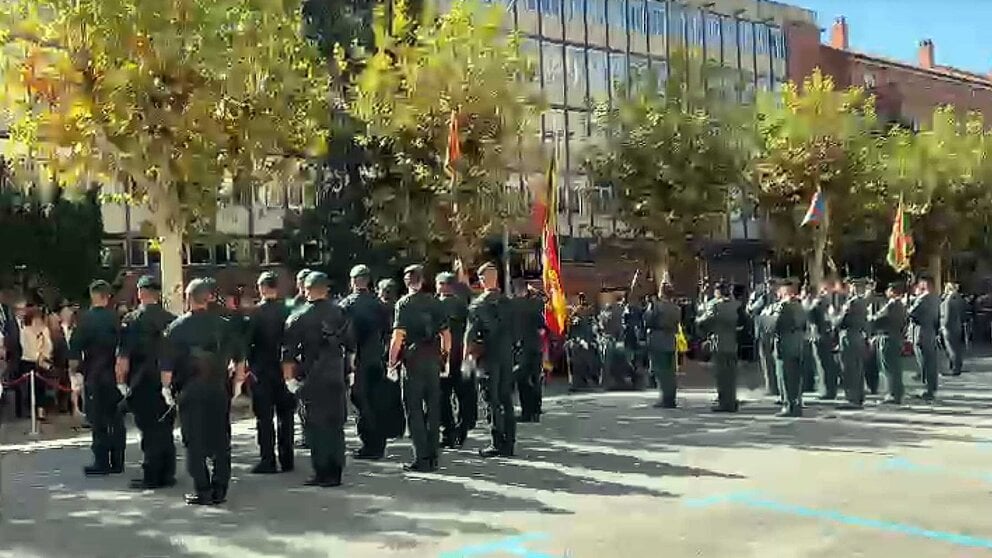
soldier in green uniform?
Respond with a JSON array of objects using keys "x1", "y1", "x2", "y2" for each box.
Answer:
[
  {"x1": 644, "y1": 284, "x2": 681, "y2": 408},
  {"x1": 116, "y1": 276, "x2": 177, "y2": 489},
  {"x1": 341, "y1": 265, "x2": 390, "y2": 459},
  {"x1": 830, "y1": 279, "x2": 868, "y2": 409},
  {"x1": 863, "y1": 280, "x2": 883, "y2": 394},
  {"x1": 388, "y1": 265, "x2": 450, "y2": 472},
  {"x1": 160, "y1": 279, "x2": 244, "y2": 505},
  {"x1": 747, "y1": 280, "x2": 779, "y2": 397},
  {"x1": 282, "y1": 272, "x2": 354, "y2": 487},
  {"x1": 940, "y1": 282, "x2": 965, "y2": 376},
  {"x1": 437, "y1": 271, "x2": 474, "y2": 446},
  {"x1": 909, "y1": 275, "x2": 940, "y2": 400},
  {"x1": 566, "y1": 293, "x2": 601, "y2": 390},
  {"x1": 288, "y1": 269, "x2": 312, "y2": 315},
  {"x1": 511, "y1": 280, "x2": 546, "y2": 422},
  {"x1": 773, "y1": 279, "x2": 807, "y2": 417},
  {"x1": 377, "y1": 277, "x2": 406, "y2": 440},
  {"x1": 246, "y1": 271, "x2": 295, "y2": 474},
  {"x1": 870, "y1": 282, "x2": 908, "y2": 405},
  {"x1": 70, "y1": 280, "x2": 125, "y2": 476},
  {"x1": 599, "y1": 295, "x2": 630, "y2": 390},
  {"x1": 695, "y1": 283, "x2": 741, "y2": 412},
  {"x1": 466, "y1": 262, "x2": 516, "y2": 458},
  {"x1": 798, "y1": 284, "x2": 818, "y2": 393},
  {"x1": 805, "y1": 281, "x2": 841, "y2": 399}
]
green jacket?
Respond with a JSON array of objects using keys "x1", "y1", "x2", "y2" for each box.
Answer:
[
  {"x1": 773, "y1": 299, "x2": 806, "y2": 360},
  {"x1": 804, "y1": 295, "x2": 833, "y2": 340},
  {"x1": 394, "y1": 291, "x2": 448, "y2": 357},
  {"x1": 908, "y1": 292, "x2": 939, "y2": 349},
  {"x1": 832, "y1": 295, "x2": 868, "y2": 340},
  {"x1": 695, "y1": 297, "x2": 739, "y2": 354},
  {"x1": 869, "y1": 298, "x2": 907, "y2": 339},
  {"x1": 940, "y1": 293, "x2": 964, "y2": 333},
  {"x1": 644, "y1": 298, "x2": 681, "y2": 353}
]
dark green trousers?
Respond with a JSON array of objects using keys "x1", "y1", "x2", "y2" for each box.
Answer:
[
  {"x1": 865, "y1": 337, "x2": 880, "y2": 394},
  {"x1": 776, "y1": 355, "x2": 803, "y2": 413},
  {"x1": 757, "y1": 336, "x2": 778, "y2": 396},
  {"x1": 713, "y1": 352, "x2": 737, "y2": 409},
  {"x1": 301, "y1": 375, "x2": 346, "y2": 479},
  {"x1": 800, "y1": 341, "x2": 817, "y2": 393},
  {"x1": 131, "y1": 385, "x2": 176, "y2": 485},
  {"x1": 942, "y1": 328, "x2": 963, "y2": 375},
  {"x1": 479, "y1": 351, "x2": 516, "y2": 452},
  {"x1": 87, "y1": 381, "x2": 126, "y2": 468},
  {"x1": 813, "y1": 339, "x2": 839, "y2": 397},
  {"x1": 649, "y1": 348, "x2": 677, "y2": 404},
  {"x1": 350, "y1": 359, "x2": 388, "y2": 455},
  {"x1": 252, "y1": 375, "x2": 296, "y2": 468},
  {"x1": 838, "y1": 332, "x2": 865, "y2": 405},
  {"x1": 878, "y1": 336, "x2": 904, "y2": 402},
  {"x1": 402, "y1": 356, "x2": 441, "y2": 463},
  {"x1": 514, "y1": 349, "x2": 543, "y2": 419},
  {"x1": 914, "y1": 341, "x2": 939, "y2": 396}
]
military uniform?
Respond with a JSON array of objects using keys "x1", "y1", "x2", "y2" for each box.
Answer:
[
  {"x1": 437, "y1": 273, "x2": 475, "y2": 445},
  {"x1": 599, "y1": 302, "x2": 632, "y2": 390},
  {"x1": 805, "y1": 293, "x2": 840, "y2": 398},
  {"x1": 747, "y1": 287, "x2": 778, "y2": 396},
  {"x1": 467, "y1": 285, "x2": 516, "y2": 457},
  {"x1": 621, "y1": 300, "x2": 646, "y2": 374},
  {"x1": 394, "y1": 266, "x2": 448, "y2": 469},
  {"x1": 566, "y1": 303, "x2": 601, "y2": 390},
  {"x1": 70, "y1": 283, "x2": 125, "y2": 475},
  {"x1": 117, "y1": 277, "x2": 177, "y2": 488},
  {"x1": 832, "y1": 292, "x2": 868, "y2": 407},
  {"x1": 870, "y1": 296, "x2": 908, "y2": 404},
  {"x1": 644, "y1": 296, "x2": 681, "y2": 407},
  {"x1": 773, "y1": 295, "x2": 807, "y2": 417},
  {"x1": 341, "y1": 266, "x2": 390, "y2": 458},
  {"x1": 162, "y1": 282, "x2": 243, "y2": 504},
  {"x1": 377, "y1": 278, "x2": 406, "y2": 440},
  {"x1": 696, "y1": 295, "x2": 741, "y2": 411},
  {"x1": 247, "y1": 274, "x2": 295, "y2": 473},
  {"x1": 909, "y1": 291, "x2": 940, "y2": 398},
  {"x1": 863, "y1": 289, "x2": 883, "y2": 394},
  {"x1": 283, "y1": 273, "x2": 355, "y2": 486},
  {"x1": 941, "y1": 291, "x2": 965, "y2": 376},
  {"x1": 512, "y1": 292, "x2": 545, "y2": 421}
]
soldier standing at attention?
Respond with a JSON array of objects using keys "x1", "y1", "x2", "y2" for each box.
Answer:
[
  {"x1": 695, "y1": 283, "x2": 741, "y2": 413},
  {"x1": 747, "y1": 280, "x2": 778, "y2": 398},
  {"x1": 288, "y1": 269, "x2": 313, "y2": 315},
  {"x1": 246, "y1": 271, "x2": 295, "y2": 474},
  {"x1": 436, "y1": 271, "x2": 473, "y2": 447},
  {"x1": 116, "y1": 276, "x2": 177, "y2": 489},
  {"x1": 341, "y1": 265, "x2": 390, "y2": 460},
  {"x1": 70, "y1": 280, "x2": 125, "y2": 476},
  {"x1": 377, "y1": 277, "x2": 406, "y2": 440},
  {"x1": 282, "y1": 272, "x2": 354, "y2": 487},
  {"x1": 940, "y1": 282, "x2": 965, "y2": 376},
  {"x1": 806, "y1": 281, "x2": 841, "y2": 399},
  {"x1": 870, "y1": 282, "x2": 909, "y2": 405},
  {"x1": 862, "y1": 280, "x2": 883, "y2": 395},
  {"x1": 830, "y1": 279, "x2": 868, "y2": 409},
  {"x1": 511, "y1": 280, "x2": 546, "y2": 423},
  {"x1": 388, "y1": 265, "x2": 450, "y2": 472},
  {"x1": 466, "y1": 263, "x2": 516, "y2": 458},
  {"x1": 773, "y1": 280, "x2": 807, "y2": 418},
  {"x1": 644, "y1": 283, "x2": 681, "y2": 409},
  {"x1": 909, "y1": 275, "x2": 940, "y2": 401},
  {"x1": 160, "y1": 279, "x2": 245, "y2": 505}
]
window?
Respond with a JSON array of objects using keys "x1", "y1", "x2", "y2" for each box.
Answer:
[
  {"x1": 628, "y1": 0, "x2": 646, "y2": 34},
  {"x1": 863, "y1": 72, "x2": 876, "y2": 88},
  {"x1": 739, "y1": 20, "x2": 753, "y2": 54},
  {"x1": 565, "y1": 46, "x2": 587, "y2": 106},
  {"x1": 705, "y1": 13, "x2": 721, "y2": 50},
  {"x1": 215, "y1": 243, "x2": 238, "y2": 265},
  {"x1": 258, "y1": 182, "x2": 285, "y2": 208},
  {"x1": 669, "y1": 3, "x2": 683, "y2": 45},
  {"x1": 128, "y1": 239, "x2": 149, "y2": 267},
  {"x1": 652, "y1": 58, "x2": 668, "y2": 90},
  {"x1": 541, "y1": 0, "x2": 562, "y2": 18},
  {"x1": 609, "y1": 52, "x2": 627, "y2": 99},
  {"x1": 525, "y1": 0, "x2": 539, "y2": 12},
  {"x1": 757, "y1": 74, "x2": 769, "y2": 92},
  {"x1": 101, "y1": 240, "x2": 125, "y2": 269},
  {"x1": 287, "y1": 182, "x2": 305, "y2": 208},
  {"x1": 542, "y1": 42, "x2": 565, "y2": 104},
  {"x1": 588, "y1": 49, "x2": 609, "y2": 102},
  {"x1": 723, "y1": 17, "x2": 737, "y2": 62},
  {"x1": 755, "y1": 23, "x2": 768, "y2": 55},
  {"x1": 566, "y1": 0, "x2": 584, "y2": 22},
  {"x1": 259, "y1": 240, "x2": 284, "y2": 266},
  {"x1": 647, "y1": 1, "x2": 666, "y2": 37},
  {"x1": 770, "y1": 26, "x2": 785, "y2": 59},
  {"x1": 588, "y1": 0, "x2": 606, "y2": 26},
  {"x1": 607, "y1": 0, "x2": 624, "y2": 30},
  {"x1": 630, "y1": 55, "x2": 648, "y2": 92},
  {"x1": 300, "y1": 240, "x2": 321, "y2": 265},
  {"x1": 185, "y1": 243, "x2": 213, "y2": 266},
  {"x1": 687, "y1": 8, "x2": 702, "y2": 45}
]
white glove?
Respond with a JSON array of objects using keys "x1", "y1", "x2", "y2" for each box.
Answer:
[
  {"x1": 286, "y1": 378, "x2": 301, "y2": 394},
  {"x1": 461, "y1": 355, "x2": 476, "y2": 378},
  {"x1": 386, "y1": 364, "x2": 400, "y2": 382},
  {"x1": 161, "y1": 386, "x2": 175, "y2": 407},
  {"x1": 116, "y1": 383, "x2": 129, "y2": 397}
]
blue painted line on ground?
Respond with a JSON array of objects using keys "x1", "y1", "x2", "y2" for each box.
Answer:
[
  {"x1": 878, "y1": 456, "x2": 992, "y2": 484},
  {"x1": 439, "y1": 533, "x2": 554, "y2": 558},
  {"x1": 686, "y1": 493, "x2": 992, "y2": 550}
]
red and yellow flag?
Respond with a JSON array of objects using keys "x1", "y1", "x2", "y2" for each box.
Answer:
[
  {"x1": 444, "y1": 109, "x2": 461, "y2": 180},
  {"x1": 887, "y1": 195, "x2": 914, "y2": 273},
  {"x1": 541, "y1": 152, "x2": 568, "y2": 336}
]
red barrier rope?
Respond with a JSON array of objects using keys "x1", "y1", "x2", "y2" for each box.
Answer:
[
  {"x1": 0, "y1": 374, "x2": 33, "y2": 389},
  {"x1": 0, "y1": 371, "x2": 73, "y2": 392}
]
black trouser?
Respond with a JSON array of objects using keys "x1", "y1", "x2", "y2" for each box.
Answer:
[
  {"x1": 350, "y1": 359, "x2": 387, "y2": 455},
  {"x1": 403, "y1": 355, "x2": 441, "y2": 463},
  {"x1": 252, "y1": 374, "x2": 296, "y2": 468},
  {"x1": 479, "y1": 351, "x2": 516, "y2": 452},
  {"x1": 87, "y1": 381, "x2": 126, "y2": 468},
  {"x1": 441, "y1": 342, "x2": 475, "y2": 443},
  {"x1": 865, "y1": 337, "x2": 880, "y2": 394},
  {"x1": 514, "y1": 349, "x2": 543, "y2": 419},
  {"x1": 131, "y1": 384, "x2": 176, "y2": 485},
  {"x1": 942, "y1": 327, "x2": 963, "y2": 375},
  {"x1": 301, "y1": 375, "x2": 347, "y2": 480},
  {"x1": 180, "y1": 385, "x2": 232, "y2": 497}
]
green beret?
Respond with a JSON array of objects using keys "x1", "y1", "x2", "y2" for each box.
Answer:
[
  {"x1": 477, "y1": 262, "x2": 498, "y2": 275},
  {"x1": 88, "y1": 279, "x2": 112, "y2": 294},
  {"x1": 304, "y1": 271, "x2": 330, "y2": 289},
  {"x1": 185, "y1": 278, "x2": 211, "y2": 298},
  {"x1": 136, "y1": 275, "x2": 161, "y2": 291},
  {"x1": 350, "y1": 264, "x2": 371, "y2": 278},
  {"x1": 257, "y1": 271, "x2": 279, "y2": 288},
  {"x1": 296, "y1": 268, "x2": 313, "y2": 283},
  {"x1": 378, "y1": 278, "x2": 398, "y2": 291},
  {"x1": 436, "y1": 272, "x2": 456, "y2": 285},
  {"x1": 403, "y1": 264, "x2": 424, "y2": 276}
]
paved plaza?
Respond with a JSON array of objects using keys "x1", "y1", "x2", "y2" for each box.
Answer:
[{"x1": 3, "y1": 359, "x2": 992, "y2": 557}]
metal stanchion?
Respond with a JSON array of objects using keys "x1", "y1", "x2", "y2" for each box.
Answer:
[{"x1": 29, "y1": 370, "x2": 38, "y2": 437}]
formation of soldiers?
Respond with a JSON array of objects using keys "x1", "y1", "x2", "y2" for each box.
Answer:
[{"x1": 67, "y1": 262, "x2": 547, "y2": 506}]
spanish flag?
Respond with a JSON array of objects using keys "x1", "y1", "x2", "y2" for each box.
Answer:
[
  {"x1": 444, "y1": 109, "x2": 461, "y2": 181},
  {"x1": 887, "y1": 195, "x2": 914, "y2": 273},
  {"x1": 541, "y1": 152, "x2": 568, "y2": 336}
]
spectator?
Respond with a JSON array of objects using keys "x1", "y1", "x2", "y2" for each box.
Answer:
[
  {"x1": 18, "y1": 304, "x2": 54, "y2": 421},
  {"x1": 57, "y1": 304, "x2": 85, "y2": 419}
]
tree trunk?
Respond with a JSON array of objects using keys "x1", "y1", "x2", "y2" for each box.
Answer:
[
  {"x1": 928, "y1": 252, "x2": 943, "y2": 293},
  {"x1": 808, "y1": 223, "x2": 827, "y2": 289},
  {"x1": 158, "y1": 224, "x2": 186, "y2": 313}
]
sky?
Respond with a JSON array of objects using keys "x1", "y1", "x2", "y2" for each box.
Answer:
[{"x1": 791, "y1": 0, "x2": 992, "y2": 76}]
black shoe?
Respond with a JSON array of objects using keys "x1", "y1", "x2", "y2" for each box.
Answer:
[
  {"x1": 453, "y1": 433, "x2": 467, "y2": 449},
  {"x1": 280, "y1": 461, "x2": 294, "y2": 473},
  {"x1": 914, "y1": 391, "x2": 935, "y2": 402},
  {"x1": 880, "y1": 396, "x2": 902, "y2": 405},
  {"x1": 159, "y1": 477, "x2": 177, "y2": 488},
  {"x1": 403, "y1": 460, "x2": 434, "y2": 472},
  {"x1": 304, "y1": 475, "x2": 341, "y2": 488},
  {"x1": 211, "y1": 488, "x2": 228, "y2": 505},
  {"x1": 775, "y1": 408, "x2": 802, "y2": 418},
  {"x1": 250, "y1": 462, "x2": 278, "y2": 474},
  {"x1": 184, "y1": 492, "x2": 214, "y2": 506},
  {"x1": 835, "y1": 402, "x2": 863, "y2": 410},
  {"x1": 478, "y1": 446, "x2": 502, "y2": 458},
  {"x1": 711, "y1": 404, "x2": 738, "y2": 413},
  {"x1": 653, "y1": 400, "x2": 677, "y2": 409},
  {"x1": 129, "y1": 478, "x2": 165, "y2": 490},
  {"x1": 295, "y1": 440, "x2": 309, "y2": 450},
  {"x1": 819, "y1": 393, "x2": 837, "y2": 401},
  {"x1": 84, "y1": 464, "x2": 111, "y2": 477},
  {"x1": 440, "y1": 436, "x2": 456, "y2": 449},
  {"x1": 351, "y1": 449, "x2": 384, "y2": 460}
]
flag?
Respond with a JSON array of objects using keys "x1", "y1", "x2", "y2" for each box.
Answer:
[
  {"x1": 800, "y1": 189, "x2": 825, "y2": 227},
  {"x1": 444, "y1": 109, "x2": 461, "y2": 180},
  {"x1": 887, "y1": 195, "x2": 914, "y2": 273},
  {"x1": 541, "y1": 152, "x2": 568, "y2": 337}
]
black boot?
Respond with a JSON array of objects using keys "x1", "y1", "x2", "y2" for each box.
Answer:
[
  {"x1": 250, "y1": 461, "x2": 278, "y2": 475},
  {"x1": 109, "y1": 451, "x2": 125, "y2": 474},
  {"x1": 403, "y1": 459, "x2": 434, "y2": 472},
  {"x1": 211, "y1": 486, "x2": 228, "y2": 505},
  {"x1": 84, "y1": 463, "x2": 111, "y2": 476},
  {"x1": 279, "y1": 458, "x2": 295, "y2": 473},
  {"x1": 352, "y1": 448, "x2": 383, "y2": 460},
  {"x1": 184, "y1": 492, "x2": 214, "y2": 506}
]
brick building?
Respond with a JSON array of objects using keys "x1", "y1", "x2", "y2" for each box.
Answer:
[{"x1": 787, "y1": 17, "x2": 992, "y2": 128}]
